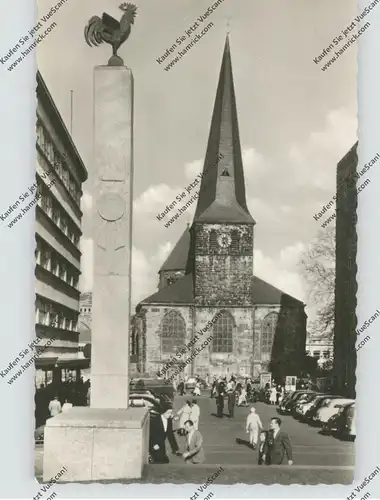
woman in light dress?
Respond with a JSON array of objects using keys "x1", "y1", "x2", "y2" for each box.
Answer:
[
  {"x1": 175, "y1": 400, "x2": 192, "y2": 436},
  {"x1": 193, "y1": 381, "x2": 201, "y2": 396},
  {"x1": 270, "y1": 386, "x2": 277, "y2": 405},
  {"x1": 237, "y1": 387, "x2": 248, "y2": 407},
  {"x1": 246, "y1": 407, "x2": 263, "y2": 449}
]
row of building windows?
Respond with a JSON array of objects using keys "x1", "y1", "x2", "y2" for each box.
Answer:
[
  {"x1": 306, "y1": 350, "x2": 331, "y2": 359},
  {"x1": 160, "y1": 310, "x2": 278, "y2": 355},
  {"x1": 80, "y1": 307, "x2": 91, "y2": 313},
  {"x1": 35, "y1": 297, "x2": 78, "y2": 332},
  {"x1": 36, "y1": 237, "x2": 80, "y2": 290},
  {"x1": 37, "y1": 179, "x2": 81, "y2": 247},
  {"x1": 36, "y1": 120, "x2": 81, "y2": 205}
]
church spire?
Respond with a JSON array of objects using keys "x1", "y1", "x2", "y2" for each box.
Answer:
[{"x1": 193, "y1": 36, "x2": 255, "y2": 224}]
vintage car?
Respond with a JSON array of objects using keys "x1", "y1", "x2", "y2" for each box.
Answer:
[
  {"x1": 304, "y1": 394, "x2": 341, "y2": 424},
  {"x1": 278, "y1": 390, "x2": 315, "y2": 414},
  {"x1": 316, "y1": 398, "x2": 355, "y2": 425},
  {"x1": 293, "y1": 393, "x2": 323, "y2": 419},
  {"x1": 321, "y1": 401, "x2": 355, "y2": 436}
]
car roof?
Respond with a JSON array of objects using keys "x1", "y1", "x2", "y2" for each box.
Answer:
[{"x1": 330, "y1": 397, "x2": 355, "y2": 403}]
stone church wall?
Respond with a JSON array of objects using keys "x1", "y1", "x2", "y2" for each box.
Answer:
[
  {"x1": 142, "y1": 305, "x2": 194, "y2": 378},
  {"x1": 194, "y1": 223, "x2": 253, "y2": 307},
  {"x1": 193, "y1": 307, "x2": 253, "y2": 378}
]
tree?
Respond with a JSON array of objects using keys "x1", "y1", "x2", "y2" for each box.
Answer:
[{"x1": 299, "y1": 224, "x2": 335, "y2": 340}]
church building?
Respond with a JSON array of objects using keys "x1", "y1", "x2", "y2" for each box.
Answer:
[{"x1": 133, "y1": 37, "x2": 307, "y2": 381}]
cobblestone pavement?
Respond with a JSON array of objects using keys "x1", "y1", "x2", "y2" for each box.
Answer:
[
  {"x1": 35, "y1": 393, "x2": 355, "y2": 485},
  {"x1": 169, "y1": 395, "x2": 355, "y2": 467}
]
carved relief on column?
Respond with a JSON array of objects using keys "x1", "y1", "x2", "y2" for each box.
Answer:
[{"x1": 94, "y1": 187, "x2": 131, "y2": 276}]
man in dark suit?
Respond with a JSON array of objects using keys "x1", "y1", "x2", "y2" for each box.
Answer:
[
  {"x1": 149, "y1": 405, "x2": 180, "y2": 463},
  {"x1": 216, "y1": 381, "x2": 225, "y2": 418},
  {"x1": 264, "y1": 417, "x2": 293, "y2": 465}
]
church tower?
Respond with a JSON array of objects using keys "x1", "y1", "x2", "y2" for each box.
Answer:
[{"x1": 187, "y1": 36, "x2": 255, "y2": 307}]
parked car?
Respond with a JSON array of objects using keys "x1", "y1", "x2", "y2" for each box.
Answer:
[
  {"x1": 130, "y1": 378, "x2": 174, "y2": 401},
  {"x1": 277, "y1": 390, "x2": 301, "y2": 413},
  {"x1": 321, "y1": 401, "x2": 354, "y2": 436},
  {"x1": 342, "y1": 402, "x2": 356, "y2": 440},
  {"x1": 293, "y1": 392, "x2": 323, "y2": 419},
  {"x1": 316, "y1": 398, "x2": 355, "y2": 425},
  {"x1": 279, "y1": 391, "x2": 316, "y2": 414},
  {"x1": 184, "y1": 377, "x2": 197, "y2": 390},
  {"x1": 306, "y1": 395, "x2": 341, "y2": 424}
]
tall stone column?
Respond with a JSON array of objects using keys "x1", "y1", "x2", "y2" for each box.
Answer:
[
  {"x1": 91, "y1": 65, "x2": 133, "y2": 409},
  {"x1": 42, "y1": 65, "x2": 149, "y2": 482}
]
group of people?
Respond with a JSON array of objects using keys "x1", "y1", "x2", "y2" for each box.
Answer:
[
  {"x1": 149, "y1": 400, "x2": 293, "y2": 466},
  {"x1": 34, "y1": 376, "x2": 89, "y2": 428},
  {"x1": 149, "y1": 403, "x2": 204, "y2": 465}
]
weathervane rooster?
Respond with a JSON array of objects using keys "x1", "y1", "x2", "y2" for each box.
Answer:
[{"x1": 84, "y1": 2, "x2": 137, "y2": 66}]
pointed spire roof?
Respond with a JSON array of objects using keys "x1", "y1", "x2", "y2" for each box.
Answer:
[{"x1": 193, "y1": 36, "x2": 255, "y2": 225}]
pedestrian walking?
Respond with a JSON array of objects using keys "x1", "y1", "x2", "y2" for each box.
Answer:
[
  {"x1": 61, "y1": 398, "x2": 73, "y2": 413},
  {"x1": 210, "y1": 378, "x2": 216, "y2": 398},
  {"x1": 227, "y1": 387, "x2": 236, "y2": 418},
  {"x1": 192, "y1": 381, "x2": 201, "y2": 396},
  {"x1": 48, "y1": 396, "x2": 61, "y2": 417},
  {"x1": 258, "y1": 430, "x2": 270, "y2": 465},
  {"x1": 245, "y1": 407, "x2": 262, "y2": 449},
  {"x1": 182, "y1": 420, "x2": 205, "y2": 464},
  {"x1": 216, "y1": 383, "x2": 225, "y2": 418},
  {"x1": 190, "y1": 399, "x2": 200, "y2": 430},
  {"x1": 237, "y1": 387, "x2": 248, "y2": 407},
  {"x1": 264, "y1": 417, "x2": 293, "y2": 465},
  {"x1": 269, "y1": 386, "x2": 277, "y2": 405},
  {"x1": 175, "y1": 400, "x2": 192, "y2": 436},
  {"x1": 178, "y1": 379, "x2": 186, "y2": 396}
]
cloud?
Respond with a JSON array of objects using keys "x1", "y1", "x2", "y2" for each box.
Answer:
[
  {"x1": 254, "y1": 242, "x2": 306, "y2": 303},
  {"x1": 79, "y1": 237, "x2": 174, "y2": 310},
  {"x1": 184, "y1": 159, "x2": 203, "y2": 180},
  {"x1": 288, "y1": 108, "x2": 357, "y2": 191}
]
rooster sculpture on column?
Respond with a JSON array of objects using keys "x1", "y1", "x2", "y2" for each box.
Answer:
[{"x1": 84, "y1": 2, "x2": 137, "y2": 66}]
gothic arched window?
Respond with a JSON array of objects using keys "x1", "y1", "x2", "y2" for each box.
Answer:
[
  {"x1": 161, "y1": 310, "x2": 186, "y2": 354},
  {"x1": 261, "y1": 312, "x2": 279, "y2": 356},
  {"x1": 212, "y1": 311, "x2": 234, "y2": 353}
]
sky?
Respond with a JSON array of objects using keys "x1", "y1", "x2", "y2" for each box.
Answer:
[{"x1": 37, "y1": 0, "x2": 357, "y2": 316}]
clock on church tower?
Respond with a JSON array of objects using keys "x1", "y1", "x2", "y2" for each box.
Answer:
[{"x1": 217, "y1": 231, "x2": 232, "y2": 249}]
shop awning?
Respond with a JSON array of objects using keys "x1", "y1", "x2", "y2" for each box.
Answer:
[{"x1": 35, "y1": 357, "x2": 90, "y2": 369}]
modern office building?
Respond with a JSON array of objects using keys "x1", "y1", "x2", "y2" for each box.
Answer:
[
  {"x1": 333, "y1": 142, "x2": 358, "y2": 398},
  {"x1": 35, "y1": 71, "x2": 88, "y2": 384}
]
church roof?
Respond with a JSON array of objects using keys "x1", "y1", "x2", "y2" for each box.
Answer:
[
  {"x1": 140, "y1": 273, "x2": 303, "y2": 306},
  {"x1": 141, "y1": 273, "x2": 194, "y2": 305},
  {"x1": 252, "y1": 276, "x2": 303, "y2": 305},
  {"x1": 193, "y1": 36, "x2": 255, "y2": 225},
  {"x1": 159, "y1": 227, "x2": 190, "y2": 272}
]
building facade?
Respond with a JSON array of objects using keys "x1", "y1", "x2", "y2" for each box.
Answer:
[
  {"x1": 133, "y1": 37, "x2": 307, "y2": 382},
  {"x1": 78, "y1": 292, "x2": 92, "y2": 354},
  {"x1": 35, "y1": 71, "x2": 88, "y2": 383},
  {"x1": 333, "y1": 142, "x2": 358, "y2": 398},
  {"x1": 306, "y1": 332, "x2": 334, "y2": 367}
]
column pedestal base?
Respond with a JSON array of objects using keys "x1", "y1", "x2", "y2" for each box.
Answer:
[{"x1": 42, "y1": 407, "x2": 149, "y2": 482}]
